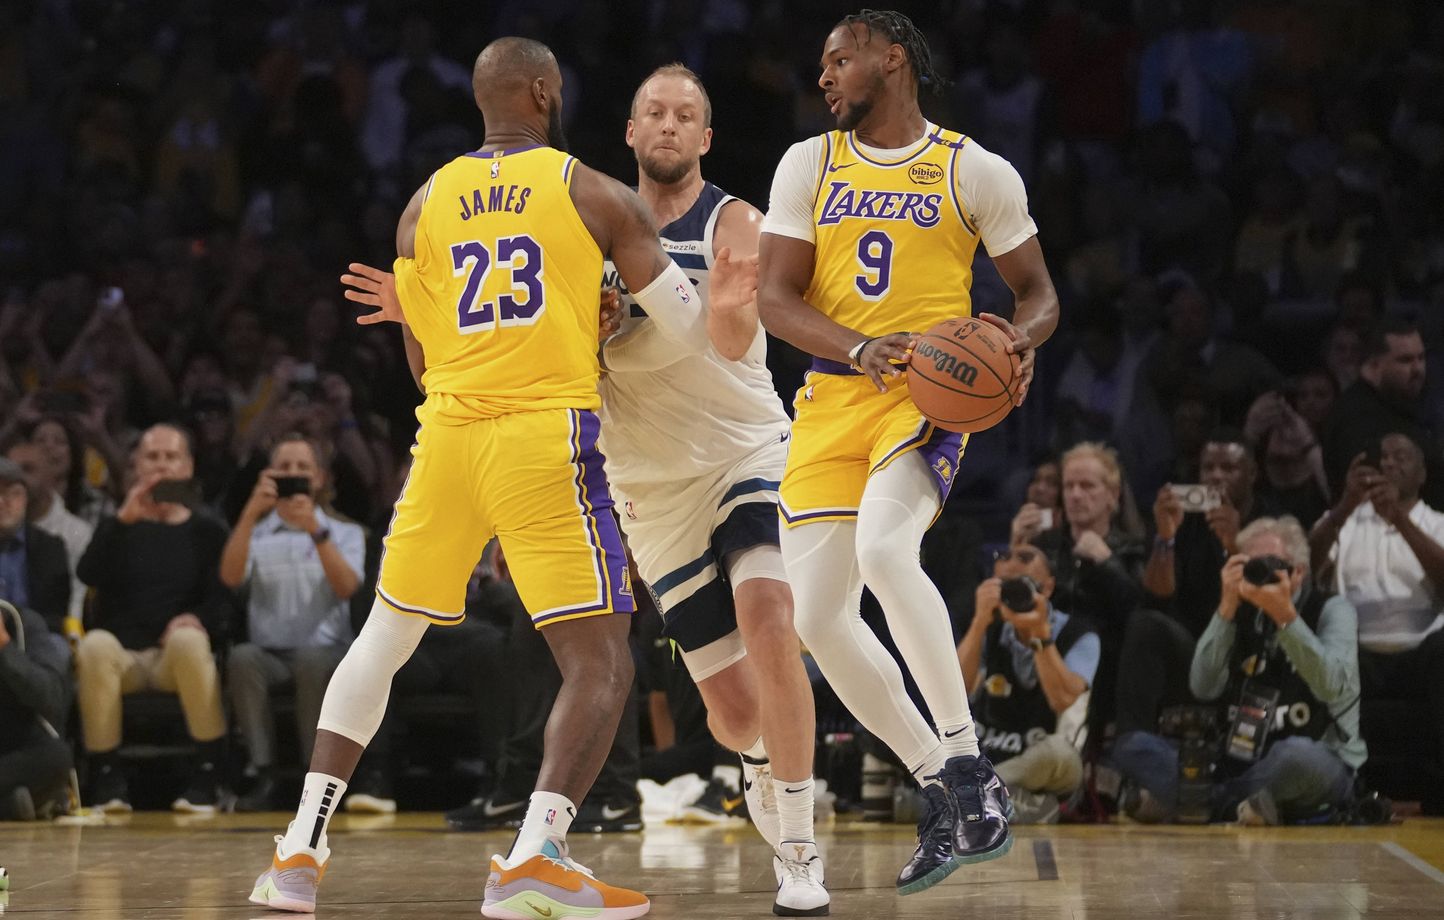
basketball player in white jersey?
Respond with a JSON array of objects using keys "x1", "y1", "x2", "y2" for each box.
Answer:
[{"x1": 597, "y1": 64, "x2": 827, "y2": 916}]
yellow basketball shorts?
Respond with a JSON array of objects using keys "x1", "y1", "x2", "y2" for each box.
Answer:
[
  {"x1": 377, "y1": 407, "x2": 634, "y2": 627},
  {"x1": 779, "y1": 359, "x2": 967, "y2": 526}
]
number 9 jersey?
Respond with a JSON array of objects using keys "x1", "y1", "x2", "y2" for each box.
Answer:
[{"x1": 394, "y1": 146, "x2": 604, "y2": 423}]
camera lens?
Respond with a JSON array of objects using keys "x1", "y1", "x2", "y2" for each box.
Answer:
[{"x1": 999, "y1": 577, "x2": 1036, "y2": 613}]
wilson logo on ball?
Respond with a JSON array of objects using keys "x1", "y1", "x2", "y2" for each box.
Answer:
[{"x1": 914, "y1": 340, "x2": 979, "y2": 386}]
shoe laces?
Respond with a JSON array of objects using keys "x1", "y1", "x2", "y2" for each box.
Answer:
[
  {"x1": 779, "y1": 854, "x2": 817, "y2": 884},
  {"x1": 917, "y1": 781, "x2": 952, "y2": 839},
  {"x1": 748, "y1": 762, "x2": 777, "y2": 812}
]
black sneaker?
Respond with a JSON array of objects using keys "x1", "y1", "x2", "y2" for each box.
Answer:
[
  {"x1": 573, "y1": 798, "x2": 643, "y2": 833},
  {"x1": 681, "y1": 779, "x2": 748, "y2": 825},
  {"x1": 895, "y1": 783, "x2": 959, "y2": 895},
  {"x1": 4, "y1": 786, "x2": 36, "y2": 821},
  {"x1": 234, "y1": 771, "x2": 279, "y2": 813},
  {"x1": 344, "y1": 768, "x2": 397, "y2": 814},
  {"x1": 173, "y1": 762, "x2": 220, "y2": 814},
  {"x1": 940, "y1": 755, "x2": 1012, "y2": 864},
  {"x1": 445, "y1": 793, "x2": 527, "y2": 831},
  {"x1": 90, "y1": 764, "x2": 132, "y2": 814}
]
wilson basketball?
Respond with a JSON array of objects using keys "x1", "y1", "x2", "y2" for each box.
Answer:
[{"x1": 907, "y1": 317, "x2": 1021, "y2": 433}]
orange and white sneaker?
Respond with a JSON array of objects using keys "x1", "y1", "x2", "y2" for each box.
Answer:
[
  {"x1": 481, "y1": 839, "x2": 650, "y2": 919},
  {"x1": 249, "y1": 836, "x2": 328, "y2": 913}
]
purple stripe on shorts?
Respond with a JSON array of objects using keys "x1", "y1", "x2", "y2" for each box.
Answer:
[
  {"x1": 916, "y1": 425, "x2": 965, "y2": 501},
  {"x1": 573, "y1": 410, "x2": 635, "y2": 615},
  {"x1": 810, "y1": 357, "x2": 861, "y2": 376}
]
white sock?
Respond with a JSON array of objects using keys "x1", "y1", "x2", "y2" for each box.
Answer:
[
  {"x1": 938, "y1": 718, "x2": 981, "y2": 759},
  {"x1": 712, "y1": 763, "x2": 742, "y2": 794},
  {"x1": 775, "y1": 776, "x2": 815, "y2": 843},
  {"x1": 910, "y1": 744, "x2": 948, "y2": 787},
  {"x1": 742, "y1": 737, "x2": 767, "y2": 761},
  {"x1": 507, "y1": 791, "x2": 576, "y2": 863},
  {"x1": 280, "y1": 772, "x2": 347, "y2": 857}
]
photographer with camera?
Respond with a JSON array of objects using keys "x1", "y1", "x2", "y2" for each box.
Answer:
[
  {"x1": 220, "y1": 433, "x2": 365, "y2": 811},
  {"x1": 76, "y1": 423, "x2": 232, "y2": 813},
  {"x1": 1114, "y1": 516, "x2": 1364, "y2": 824},
  {"x1": 958, "y1": 545, "x2": 1100, "y2": 824}
]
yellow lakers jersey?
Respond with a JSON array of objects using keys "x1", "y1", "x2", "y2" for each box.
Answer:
[
  {"x1": 807, "y1": 126, "x2": 980, "y2": 338},
  {"x1": 393, "y1": 146, "x2": 603, "y2": 421}
]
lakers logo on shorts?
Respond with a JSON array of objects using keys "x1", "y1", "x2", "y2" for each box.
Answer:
[{"x1": 932, "y1": 455, "x2": 954, "y2": 485}]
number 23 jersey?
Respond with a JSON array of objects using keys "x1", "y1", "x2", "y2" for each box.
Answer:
[
  {"x1": 760, "y1": 125, "x2": 1037, "y2": 339},
  {"x1": 393, "y1": 146, "x2": 604, "y2": 422}
]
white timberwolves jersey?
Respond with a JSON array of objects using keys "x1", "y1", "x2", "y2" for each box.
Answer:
[{"x1": 600, "y1": 183, "x2": 790, "y2": 486}]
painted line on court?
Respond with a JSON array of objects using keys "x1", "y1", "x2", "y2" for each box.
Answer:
[
  {"x1": 1033, "y1": 839, "x2": 1058, "y2": 880},
  {"x1": 1382, "y1": 842, "x2": 1444, "y2": 885}
]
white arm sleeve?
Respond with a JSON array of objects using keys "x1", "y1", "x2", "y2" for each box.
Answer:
[
  {"x1": 760, "y1": 137, "x2": 825, "y2": 243},
  {"x1": 956, "y1": 142, "x2": 1038, "y2": 258},
  {"x1": 628, "y1": 259, "x2": 709, "y2": 354},
  {"x1": 600, "y1": 319, "x2": 688, "y2": 373}
]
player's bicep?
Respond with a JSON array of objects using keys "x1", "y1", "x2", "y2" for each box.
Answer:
[
  {"x1": 395, "y1": 181, "x2": 428, "y2": 261},
  {"x1": 990, "y1": 236, "x2": 1052, "y2": 300},
  {"x1": 758, "y1": 232, "x2": 816, "y2": 315}
]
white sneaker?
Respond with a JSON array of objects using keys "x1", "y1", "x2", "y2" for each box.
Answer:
[
  {"x1": 772, "y1": 840, "x2": 829, "y2": 916},
  {"x1": 743, "y1": 757, "x2": 781, "y2": 849}
]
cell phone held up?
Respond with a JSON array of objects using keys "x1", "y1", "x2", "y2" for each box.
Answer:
[
  {"x1": 1169, "y1": 483, "x2": 1221, "y2": 513},
  {"x1": 273, "y1": 475, "x2": 312, "y2": 499},
  {"x1": 149, "y1": 478, "x2": 201, "y2": 507}
]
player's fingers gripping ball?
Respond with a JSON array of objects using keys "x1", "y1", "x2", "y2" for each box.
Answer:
[{"x1": 908, "y1": 316, "x2": 1021, "y2": 433}]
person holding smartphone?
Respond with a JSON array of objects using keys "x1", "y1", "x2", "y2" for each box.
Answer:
[
  {"x1": 219, "y1": 433, "x2": 365, "y2": 811},
  {"x1": 75, "y1": 423, "x2": 231, "y2": 814}
]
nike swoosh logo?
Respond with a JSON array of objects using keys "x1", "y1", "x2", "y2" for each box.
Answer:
[
  {"x1": 722, "y1": 796, "x2": 745, "y2": 812},
  {"x1": 528, "y1": 902, "x2": 553, "y2": 917},
  {"x1": 743, "y1": 779, "x2": 754, "y2": 792},
  {"x1": 601, "y1": 805, "x2": 633, "y2": 820},
  {"x1": 784, "y1": 787, "x2": 809, "y2": 794},
  {"x1": 826, "y1": 163, "x2": 855, "y2": 172},
  {"x1": 943, "y1": 728, "x2": 966, "y2": 738},
  {"x1": 483, "y1": 800, "x2": 524, "y2": 816}
]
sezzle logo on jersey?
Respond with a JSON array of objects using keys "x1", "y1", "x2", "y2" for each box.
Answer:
[{"x1": 817, "y1": 180, "x2": 943, "y2": 228}]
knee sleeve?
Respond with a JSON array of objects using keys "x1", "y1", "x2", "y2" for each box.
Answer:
[{"x1": 315, "y1": 600, "x2": 428, "y2": 745}]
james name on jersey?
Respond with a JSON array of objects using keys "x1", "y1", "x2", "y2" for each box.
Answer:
[{"x1": 455, "y1": 183, "x2": 533, "y2": 220}]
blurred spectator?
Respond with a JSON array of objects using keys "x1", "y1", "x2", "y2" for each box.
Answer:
[
  {"x1": 1126, "y1": 123, "x2": 1233, "y2": 278},
  {"x1": 958, "y1": 545, "x2": 1098, "y2": 824},
  {"x1": 184, "y1": 388, "x2": 241, "y2": 514},
  {"x1": 1028, "y1": 442, "x2": 1145, "y2": 733},
  {"x1": 1124, "y1": 430, "x2": 1277, "y2": 736},
  {"x1": 1114, "y1": 517, "x2": 1364, "y2": 825},
  {"x1": 1009, "y1": 458, "x2": 1064, "y2": 547},
  {"x1": 5, "y1": 442, "x2": 91, "y2": 625},
  {"x1": 1284, "y1": 368, "x2": 1338, "y2": 437},
  {"x1": 26, "y1": 415, "x2": 116, "y2": 528},
  {"x1": 75, "y1": 424, "x2": 230, "y2": 814},
  {"x1": 1280, "y1": 176, "x2": 1369, "y2": 301},
  {"x1": 0, "y1": 457, "x2": 72, "y2": 634},
  {"x1": 0, "y1": 600, "x2": 72, "y2": 821},
  {"x1": 1310, "y1": 433, "x2": 1444, "y2": 783},
  {"x1": 954, "y1": 21, "x2": 1044, "y2": 185},
  {"x1": 220, "y1": 433, "x2": 364, "y2": 811},
  {"x1": 1135, "y1": 281, "x2": 1282, "y2": 428},
  {"x1": 1054, "y1": 306, "x2": 1137, "y2": 445},
  {"x1": 361, "y1": 17, "x2": 473, "y2": 177},
  {"x1": 1244, "y1": 390, "x2": 1330, "y2": 526},
  {"x1": 1321, "y1": 318, "x2": 1442, "y2": 507},
  {"x1": 1321, "y1": 321, "x2": 1364, "y2": 392}
]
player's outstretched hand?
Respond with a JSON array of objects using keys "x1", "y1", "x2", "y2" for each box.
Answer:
[
  {"x1": 710, "y1": 246, "x2": 758, "y2": 318},
  {"x1": 857, "y1": 333, "x2": 914, "y2": 393},
  {"x1": 977, "y1": 312, "x2": 1034, "y2": 406},
  {"x1": 342, "y1": 263, "x2": 406, "y2": 326},
  {"x1": 599, "y1": 286, "x2": 623, "y2": 339}
]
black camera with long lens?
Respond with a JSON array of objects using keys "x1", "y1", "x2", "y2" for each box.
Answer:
[
  {"x1": 1243, "y1": 555, "x2": 1291, "y2": 586},
  {"x1": 999, "y1": 576, "x2": 1039, "y2": 614},
  {"x1": 1157, "y1": 705, "x2": 1219, "y2": 824}
]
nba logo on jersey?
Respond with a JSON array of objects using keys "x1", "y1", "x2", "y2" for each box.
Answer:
[
  {"x1": 625, "y1": 500, "x2": 637, "y2": 520},
  {"x1": 544, "y1": 808, "x2": 557, "y2": 825},
  {"x1": 490, "y1": 161, "x2": 500, "y2": 179},
  {"x1": 674, "y1": 283, "x2": 691, "y2": 304}
]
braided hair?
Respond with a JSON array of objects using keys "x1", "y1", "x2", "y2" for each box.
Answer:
[{"x1": 838, "y1": 9, "x2": 947, "y2": 95}]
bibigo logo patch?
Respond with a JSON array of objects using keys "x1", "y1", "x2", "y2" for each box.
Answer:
[{"x1": 909, "y1": 162, "x2": 945, "y2": 185}]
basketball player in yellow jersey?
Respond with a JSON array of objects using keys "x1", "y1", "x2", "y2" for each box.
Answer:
[
  {"x1": 758, "y1": 10, "x2": 1060, "y2": 897},
  {"x1": 248, "y1": 37, "x2": 756, "y2": 920}
]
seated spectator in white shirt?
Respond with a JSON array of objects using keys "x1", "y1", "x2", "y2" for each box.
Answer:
[
  {"x1": 219, "y1": 433, "x2": 365, "y2": 811},
  {"x1": 1310, "y1": 431, "x2": 1444, "y2": 785},
  {"x1": 7, "y1": 442, "x2": 93, "y2": 627}
]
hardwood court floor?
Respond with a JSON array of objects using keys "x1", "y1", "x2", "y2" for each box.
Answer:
[{"x1": 1, "y1": 813, "x2": 1442, "y2": 919}]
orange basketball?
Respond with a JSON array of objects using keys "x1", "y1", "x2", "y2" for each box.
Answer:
[{"x1": 907, "y1": 317, "x2": 1021, "y2": 433}]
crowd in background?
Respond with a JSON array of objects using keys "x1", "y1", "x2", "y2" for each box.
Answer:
[{"x1": 1, "y1": 0, "x2": 1443, "y2": 823}]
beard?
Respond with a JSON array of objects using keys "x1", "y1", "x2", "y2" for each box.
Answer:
[
  {"x1": 636, "y1": 149, "x2": 697, "y2": 186},
  {"x1": 546, "y1": 100, "x2": 569, "y2": 153},
  {"x1": 836, "y1": 70, "x2": 885, "y2": 131}
]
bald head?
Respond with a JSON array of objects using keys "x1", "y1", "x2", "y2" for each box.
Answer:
[{"x1": 473, "y1": 37, "x2": 557, "y2": 109}]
